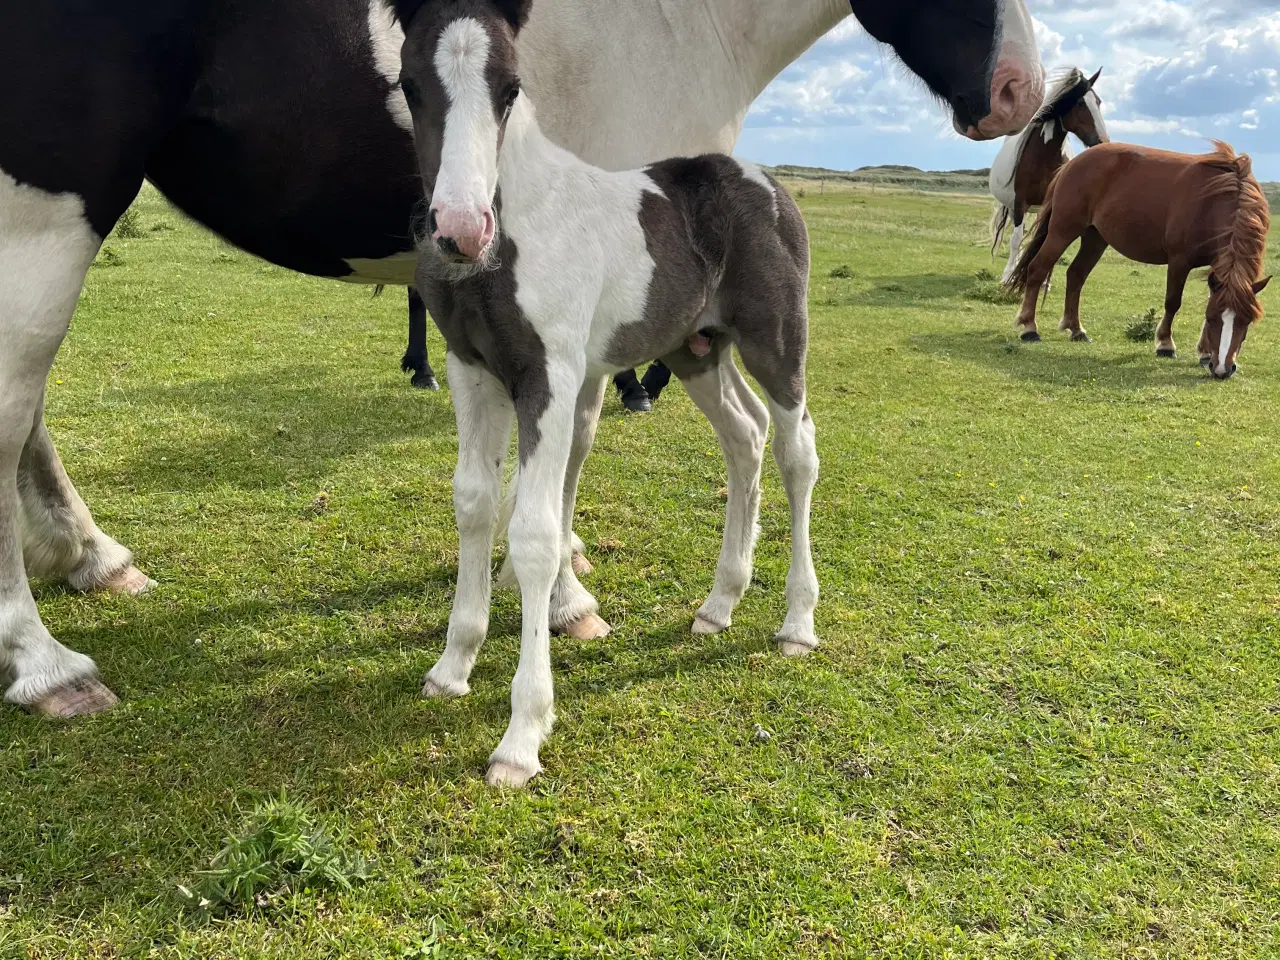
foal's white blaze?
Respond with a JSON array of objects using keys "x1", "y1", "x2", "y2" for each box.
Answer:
[
  {"x1": 432, "y1": 17, "x2": 499, "y2": 259},
  {"x1": 1084, "y1": 90, "x2": 1108, "y2": 141},
  {"x1": 1218, "y1": 309, "x2": 1237, "y2": 375}
]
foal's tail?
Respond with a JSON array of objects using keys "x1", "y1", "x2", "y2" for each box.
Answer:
[
  {"x1": 989, "y1": 203, "x2": 1011, "y2": 256},
  {"x1": 1005, "y1": 186, "x2": 1056, "y2": 296}
]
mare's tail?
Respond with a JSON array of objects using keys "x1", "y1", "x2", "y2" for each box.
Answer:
[
  {"x1": 989, "y1": 203, "x2": 1011, "y2": 257},
  {"x1": 1005, "y1": 175, "x2": 1059, "y2": 295}
]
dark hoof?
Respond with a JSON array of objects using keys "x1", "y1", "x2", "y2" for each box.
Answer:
[
  {"x1": 1019, "y1": 331, "x2": 1042, "y2": 343},
  {"x1": 1155, "y1": 348, "x2": 1177, "y2": 359},
  {"x1": 1069, "y1": 330, "x2": 1091, "y2": 343},
  {"x1": 411, "y1": 372, "x2": 440, "y2": 390},
  {"x1": 619, "y1": 385, "x2": 652, "y2": 413}
]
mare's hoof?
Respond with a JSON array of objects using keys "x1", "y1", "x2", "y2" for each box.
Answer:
[
  {"x1": 571, "y1": 552, "x2": 593, "y2": 576},
  {"x1": 692, "y1": 614, "x2": 728, "y2": 635},
  {"x1": 411, "y1": 372, "x2": 440, "y2": 390},
  {"x1": 1069, "y1": 330, "x2": 1092, "y2": 343},
  {"x1": 99, "y1": 565, "x2": 155, "y2": 597},
  {"x1": 1019, "y1": 330, "x2": 1042, "y2": 343},
  {"x1": 421, "y1": 675, "x2": 469, "y2": 699},
  {"x1": 29, "y1": 677, "x2": 118, "y2": 717},
  {"x1": 486, "y1": 760, "x2": 538, "y2": 788},
  {"x1": 1155, "y1": 348, "x2": 1177, "y2": 359},
  {"x1": 557, "y1": 613, "x2": 611, "y2": 640},
  {"x1": 777, "y1": 638, "x2": 818, "y2": 658},
  {"x1": 619, "y1": 385, "x2": 652, "y2": 413}
]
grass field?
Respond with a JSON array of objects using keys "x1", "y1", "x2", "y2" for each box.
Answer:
[{"x1": 3, "y1": 181, "x2": 1280, "y2": 959}]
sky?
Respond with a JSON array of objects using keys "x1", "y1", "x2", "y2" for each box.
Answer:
[{"x1": 737, "y1": 1, "x2": 1280, "y2": 180}]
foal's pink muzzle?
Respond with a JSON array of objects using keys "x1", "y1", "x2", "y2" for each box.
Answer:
[
  {"x1": 430, "y1": 204, "x2": 495, "y2": 262},
  {"x1": 957, "y1": 50, "x2": 1044, "y2": 140}
]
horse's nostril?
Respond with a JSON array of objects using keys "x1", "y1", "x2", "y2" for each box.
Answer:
[
  {"x1": 436, "y1": 235, "x2": 460, "y2": 257},
  {"x1": 1231, "y1": 363, "x2": 1238, "y2": 374},
  {"x1": 428, "y1": 209, "x2": 439, "y2": 234}
]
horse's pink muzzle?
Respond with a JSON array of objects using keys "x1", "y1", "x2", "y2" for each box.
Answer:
[
  {"x1": 958, "y1": 51, "x2": 1044, "y2": 140},
  {"x1": 430, "y1": 205, "x2": 495, "y2": 262}
]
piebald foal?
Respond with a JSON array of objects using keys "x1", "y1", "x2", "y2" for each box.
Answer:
[{"x1": 394, "y1": 0, "x2": 819, "y2": 786}]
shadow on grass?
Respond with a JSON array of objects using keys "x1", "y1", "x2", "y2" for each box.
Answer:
[
  {"x1": 843, "y1": 273, "x2": 977, "y2": 307},
  {"x1": 910, "y1": 329, "x2": 1212, "y2": 392}
]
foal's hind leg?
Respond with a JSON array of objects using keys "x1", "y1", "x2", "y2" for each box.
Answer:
[
  {"x1": 1058, "y1": 227, "x2": 1107, "y2": 343},
  {"x1": 679, "y1": 355, "x2": 769, "y2": 635}
]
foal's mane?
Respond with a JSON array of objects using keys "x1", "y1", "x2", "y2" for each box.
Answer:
[{"x1": 1200, "y1": 141, "x2": 1271, "y2": 323}]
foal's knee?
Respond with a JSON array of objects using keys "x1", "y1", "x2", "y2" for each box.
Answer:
[
  {"x1": 508, "y1": 511, "x2": 560, "y2": 589},
  {"x1": 453, "y1": 468, "x2": 501, "y2": 533}
]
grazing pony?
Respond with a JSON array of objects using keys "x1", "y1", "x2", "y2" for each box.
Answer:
[
  {"x1": 394, "y1": 0, "x2": 819, "y2": 786},
  {"x1": 1006, "y1": 141, "x2": 1271, "y2": 376},
  {"x1": 990, "y1": 68, "x2": 1107, "y2": 283}
]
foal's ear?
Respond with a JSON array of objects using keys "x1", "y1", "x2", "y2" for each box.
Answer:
[
  {"x1": 1254, "y1": 276, "x2": 1273, "y2": 295},
  {"x1": 493, "y1": 0, "x2": 533, "y2": 31},
  {"x1": 1087, "y1": 68, "x2": 1103, "y2": 89}
]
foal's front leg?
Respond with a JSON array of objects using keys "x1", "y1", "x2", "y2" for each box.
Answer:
[
  {"x1": 488, "y1": 360, "x2": 582, "y2": 787},
  {"x1": 1155, "y1": 262, "x2": 1190, "y2": 359},
  {"x1": 421, "y1": 354, "x2": 512, "y2": 698}
]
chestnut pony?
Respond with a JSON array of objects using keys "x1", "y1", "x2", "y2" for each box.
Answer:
[{"x1": 1007, "y1": 141, "x2": 1271, "y2": 378}]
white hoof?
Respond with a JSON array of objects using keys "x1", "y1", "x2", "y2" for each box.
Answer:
[
  {"x1": 777, "y1": 639, "x2": 817, "y2": 658},
  {"x1": 27, "y1": 677, "x2": 119, "y2": 717},
  {"x1": 97, "y1": 565, "x2": 156, "y2": 596},
  {"x1": 421, "y1": 673, "x2": 469, "y2": 699},
  {"x1": 692, "y1": 614, "x2": 727, "y2": 635},
  {"x1": 555, "y1": 613, "x2": 611, "y2": 640},
  {"x1": 486, "y1": 760, "x2": 539, "y2": 788},
  {"x1": 571, "y1": 552, "x2": 593, "y2": 576}
]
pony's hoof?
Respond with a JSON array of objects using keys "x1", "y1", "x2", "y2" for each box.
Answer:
[
  {"x1": 692, "y1": 614, "x2": 727, "y2": 635},
  {"x1": 557, "y1": 613, "x2": 611, "y2": 640},
  {"x1": 1019, "y1": 330, "x2": 1042, "y2": 343},
  {"x1": 1069, "y1": 330, "x2": 1091, "y2": 343},
  {"x1": 421, "y1": 674, "x2": 468, "y2": 699},
  {"x1": 777, "y1": 639, "x2": 817, "y2": 658},
  {"x1": 411, "y1": 372, "x2": 440, "y2": 391},
  {"x1": 98, "y1": 565, "x2": 155, "y2": 596},
  {"x1": 571, "y1": 552, "x2": 593, "y2": 576},
  {"x1": 1155, "y1": 348, "x2": 1177, "y2": 359},
  {"x1": 486, "y1": 760, "x2": 538, "y2": 788},
  {"x1": 29, "y1": 677, "x2": 118, "y2": 717}
]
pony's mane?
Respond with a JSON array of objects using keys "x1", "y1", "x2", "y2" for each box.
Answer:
[
  {"x1": 1201, "y1": 141, "x2": 1271, "y2": 323},
  {"x1": 998, "y1": 68, "x2": 1091, "y2": 191}
]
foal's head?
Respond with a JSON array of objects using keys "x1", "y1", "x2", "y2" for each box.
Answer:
[
  {"x1": 1203, "y1": 272, "x2": 1271, "y2": 380},
  {"x1": 392, "y1": 0, "x2": 530, "y2": 268}
]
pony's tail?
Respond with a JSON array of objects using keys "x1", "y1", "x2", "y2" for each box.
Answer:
[
  {"x1": 990, "y1": 203, "x2": 1011, "y2": 257},
  {"x1": 1005, "y1": 190, "x2": 1055, "y2": 296}
]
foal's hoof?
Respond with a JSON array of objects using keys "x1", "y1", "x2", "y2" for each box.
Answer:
[
  {"x1": 571, "y1": 552, "x2": 593, "y2": 576},
  {"x1": 421, "y1": 675, "x2": 469, "y2": 699},
  {"x1": 411, "y1": 372, "x2": 440, "y2": 390},
  {"x1": 1019, "y1": 330, "x2": 1042, "y2": 343},
  {"x1": 99, "y1": 565, "x2": 156, "y2": 597},
  {"x1": 1155, "y1": 348, "x2": 1177, "y2": 359},
  {"x1": 692, "y1": 613, "x2": 728, "y2": 635},
  {"x1": 486, "y1": 760, "x2": 538, "y2": 789},
  {"x1": 556, "y1": 613, "x2": 611, "y2": 640},
  {"x1": 777, "y1": 638, "x2": 818, "y2": 658},
  {"x1": 1069, "y1": 330, "x2": 1092, "y2": 343},
  {"x1": 29, "y1": 677, "x2": 118, "y2": 717}
]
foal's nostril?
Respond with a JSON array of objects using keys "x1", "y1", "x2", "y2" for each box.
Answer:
[
  {"x1": 437, "y1": 236, "x2": 461, "y2": 258},
  {"x1": 428, "y1": 208, "x2": 439, "y2": 235}
]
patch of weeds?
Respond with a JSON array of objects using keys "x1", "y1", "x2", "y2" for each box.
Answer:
[
  {"x1": 973, "y1": 267, "x2": 996, "y2": 281},
  {"x1": 1125, "y1": 307, "x2": 1159, "y2": 342},
  {"x1": 795, "y1": 187, "x2": 807, "y2": 199},
  {"x1": 150, "y1": 219, "x2": 176, "y2": 233},
  {"x1": 1058, "y1": 255, "x2": 1071, "y2": 266},
  {"x1": 214, "y1": 251, "x2": 238, "y2": 264},
  {"x1": 112, "y1": 208, "x2": 143, "y2": 239},
  {"x1": 967, "y1": 279, "x2": 1020, "y2": 305},
  {"x1": 95, "y1": 247, "x2": 126, "y2": 268},
  {"x1": 829, "y1": 264, "x2": 854, "y2": 280},
  {"x1": 177, "y1": 797, "x2": 370, "y2": 916}
]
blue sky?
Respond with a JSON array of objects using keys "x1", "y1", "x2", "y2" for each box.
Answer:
[{"x1": 738, "y1": 2, "x2": 1280, "y2": 180}]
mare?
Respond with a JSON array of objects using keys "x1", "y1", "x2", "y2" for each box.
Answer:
[
  {"x1": 1006, "y1": 141, "x2": 1271, "y2": 376},
  {"x1": 395, "y1": 0, "x2": 819, "y2": 785},
  {"x1": 990, "y1": 68, "x2": 1107, "y2": 285},
  {"x1": 400, "y1": 0, "x2": 1048, "y2": 398},
  {"x1": 0, "y1": 0, "x2": 1039, "y2": 717}
]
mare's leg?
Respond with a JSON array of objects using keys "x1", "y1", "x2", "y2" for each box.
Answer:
[
  {"x1": 20, "y1": 394, "x2": 152, "y2": 596},
  {"x1": 421, "y1": 353, "x2": 512, "y2": 698},
  {"x1": 1001, "y1": 211, "x2": 1025, "y2": 284},
  {"x1": 1, "y1": 174, "x2": 123, "y2": 714},
  {"x1": 488, "y1": 359, "x2": 583, "y2": 787},
  {"x1": 640, "y1": 361, "x2": 673, "y2": 404},
  {"x1": 678, "y1": 355, "x2": 769, "y2": 635},
  {"x1": 549, "y1": 376, "x2": 609, "y2": 639},
  {"x1": 1058, "y1": 227, "x2": 1107, "y2": 342},
  {"x1": 613, "y1": 368, "x2": 651, "y2": 413},
  {"x1": 1155, "y1": 262, "x2": 1190, "y2": 359},
  {"x1": 402, "y1": 287, "x2": 439, "y2": 390}
]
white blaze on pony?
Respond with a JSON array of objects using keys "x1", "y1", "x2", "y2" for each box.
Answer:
[{"x1": 395, "y1": 0, "x2": 819, "y2": 786}]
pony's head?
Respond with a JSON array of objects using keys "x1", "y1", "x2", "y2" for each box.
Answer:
[
  {"x1": 392, "y1": 0, "x2": 530, "y2": 268},
  {"x1": 853, "y1": 0, "x2": 1044, "y2": 140},
  {"x1": 1055, "y1": 68, "x2": 1108, "y2": 147},
  {"x1": 1201, "y1": 272, "x2": 1270, "y2": 380}
]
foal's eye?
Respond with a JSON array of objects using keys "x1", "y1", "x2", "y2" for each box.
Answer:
[{"x1": 503, "y1": 82, "x2": 521, "y2": 113}]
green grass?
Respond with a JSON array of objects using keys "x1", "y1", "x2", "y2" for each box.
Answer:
[{"x1": 3, "y1": 183, "x2": 1280, "y2": 958}]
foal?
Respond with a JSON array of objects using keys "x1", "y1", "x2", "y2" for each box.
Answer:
[
  {"x1": 393, "y1": 0, "x2": 820, "y2": 786},
  {"x1": 990, "y1": 68, "x2": 1107, "y2": 285},
  {"x1": 1007, "y1": 141, "x2": 1271, "y2": 376}
]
